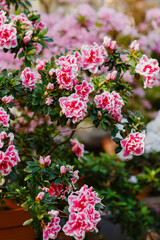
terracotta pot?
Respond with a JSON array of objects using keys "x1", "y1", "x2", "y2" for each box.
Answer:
[{"x1": 0, "y1": 207, "x2": 35, "y2": 240}]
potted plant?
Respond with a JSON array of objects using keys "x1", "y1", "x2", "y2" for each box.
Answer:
[{"x1": 0, "y1": 1, "x2": 159, "y2": 240}]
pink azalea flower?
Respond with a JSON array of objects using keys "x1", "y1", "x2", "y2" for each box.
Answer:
[
  {"x1": 23, "y1": 30, "x2": 33, "y2": 44},
  {"x1": 11, "y1": 13, "x2": 32, "y2": 28},
  {"x1": 60, "y1": 166, "x2": 66, "y2": 174},
  {"x1": 45, "y1": 97, "x2": 53, "y2": 106},
  {"x1": 39, "y1": 155, "x2": 51, "y2": 166},
  {"x1": 0, "y1": 23, "x2": 17, "y2": 49},
  {"x1": 43, "y1": 214, "x2": 61, "y2": 240},
  {"x1": 75, "y1": 81, "x2": 94, "y2": 102},
  {"x1": 0, "y1": 0, "x2": 8, "y2": 11},
  {"x1": 0, "y1": 10, "x2": 7, "y2": 27},
  {"x1": 105, "y1": 70, "x2": 118, "y2": 81},
  {"x1": 59, "y1": 94, "x2": 87, "y2": 123},
  {"x1": 63, "y1": 185, "x2": 101, "y2": 240},
  {"x1": 94, "y1": 91, "x2": 124, "y2": 122},
  {"x1": 0, "y1": 107, "x2": 10, "y2": 127},
  {"x1": 20, "y1": 67, "x2": 38, "y2": 90},
  {"x1": 135, "y1": 55, "x2": 159, "y2": 77},
  {"x1": 144, "y1": 75, "x2": 158, "y2": 89},
  {"x1": 33, "y1": 42, "x2": 42, "y2": 54},
  {"x1": 46, "y1": 83, "x2": 54, "y2": 90},
  {"x1": 81, "y1": 43, "x2": 107, "y2": 73},
  {"x1": 130, "y1": 40, "x2": 139, "y2": 51},
  {"x1": 36, "y1": 58, "x2": 47, "y2": 70},
  {"x1": 120, "y1": 131, "x2": 145, "y2": 158},
  {"x1": 34, "y1": 20, "x2": 46, "y2": 31},
  {"x1": 2, "y1": 95, "x2": 14, "y2": 104},
  {"x1": 36, "y1": 192, "x2": 45, "y2": 201},
  {"x1": 43, "y1": 182, "x2": 63, "y2": 198},
  {"x1": 103, "y1": 36, "x2": 116, "y2": 50},
  {"x1": 0, "y1": 145, "x2": 20, "y2": 176},
  {"x1": 70, "y1": 139, "x2": 84, "y2": 160}
]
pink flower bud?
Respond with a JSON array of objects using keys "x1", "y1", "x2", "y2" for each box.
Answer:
[
  {"x1": 44, "y1": 155, "x2": 51, "y2": 166},
  {"x1": 2, "y1": 95, "x2": 14, "y2": 104},
  {"x1": 46, "y1": 83, "x2": 54, "y2": 90},
  {"x1": 23, "y1": 30, "x2": 33, "y2": 44},
  {"x1": 39, "y1": 157, "x2": 45, "y2": 166},
  {"x1": 98, "y1": 111, "x2": 102, "y2": 118},
  {"x1": 49, "y1": 68, "x2": 55, "y2": 76},
  {"x1": 0, "y1": 131, "x2": 7, "y2": 140},
  {"x1": 36, "y1": 192, "x2": 45, "y2": 201},
  {"x1": 130, "y1": 40, "x2": 139, "y2": 51},
  {"x1": 110, "y1": 41, "x2": 116, "y2": 51},
  {"x1": 103, "y1": 36, "x2": 111, "y2": 48},
  {"x1": 60, "y1": 166, "x2": 66, "y2": 174},
  {"x1": 105, "y1": 73, "x2": 111, "y2": 81},
  {"x1": 110, "y1": 70, "x2": 118, "y2": 80}
]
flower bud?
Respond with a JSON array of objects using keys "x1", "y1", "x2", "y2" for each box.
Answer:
[
  {"x1": 60, "y1": 166, "x2": 66, "y2": 174},
  {"x1": 110, "y1": 70, "x2": 118, "y2": 80},
  {"x1": 103, "y1": 36, "x2": 111, "y2": 48},
  {"x1": 36, "y1": 192, "x2": 45, "y2": 201},
  {"x1": 130, "y1": 40, "x2": 139, "y2": 51},
  {"x1": 110, "y1": 41, "x2": 116, "y2": 51},
  {"x1": 49, "y1": 68, "x2": 55, "y2": 76}
]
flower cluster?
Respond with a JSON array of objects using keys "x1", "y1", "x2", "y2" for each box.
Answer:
[
  {"x1": 120, "y1": 131, "x2": 145, "y2": 158},
  {"x1": 135, "y1": 55, "x2": 159, "y2": 88},
  {"x1": 94, "y1": 91, "x2": 124, "y2": 122},
  {"x1": 63, "y1": 185, "x2": 101, "y2": 240}
]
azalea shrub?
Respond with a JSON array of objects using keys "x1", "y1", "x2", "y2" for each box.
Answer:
[{"x1": 0, "y1": 1, "x2": 160, "y2": 240}]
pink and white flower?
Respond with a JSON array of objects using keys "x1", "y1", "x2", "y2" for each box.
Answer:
[
  {"x1": 20, "y1": 67, "x2": 38, "y2": 90},
  {"x1": 75, "y1": 81, "x2": 94, "y2": 101},
  {"x1": 130, "y1": 40, "x2": 139, "y2": 51},
  {"x1": 43, "y1": 212, "x2": 61, "y2": 240},
  {"x1": 0, "y1": 23, "x2": 17, "y2": 49},
  {"x1": 39, "y1": 155, "x2": 51, "y2": 166},
  {"x1": 23, "y1": 30, "x2": 33, "y2": 44},
  {"x1": 34, "y1": 20, "x2": 46, "y2": 31},
  {"x1": 0, "y1": 107, "x2": 10, "y2": 127},
  {"x1": 33, "y1": 42, "x2": 42, "y2": 54},
  {"x1": 2, "y1": 95, "x2": 14, "y2": 104},
  {"x1": 59, "y1": 94, "x2": 87, "y2": 123},
  {"x1": 46, "y1": 83, "x2": 54, "y2": 90},
  {"x1": 63, "y1": 185, "x2": 101, "y2": 240},
  {"x1": 94, "y1": 91, "x2": 124, "y2": 122},
  {"x1": 103, "y1": 36, "x2": 116, "y2": 50},
  {"x1": 120, "y1": 131, "x2": 145, "y2": 158},
  {"x1": 36, "y1": 192, "x2": 45, "y2": 201},
  {"x1": 81, "y1": 43, "x2": 107, "y2": 73},
  {"x1": 60, "y1": 166, "x2": 66, "y2": 174},
  {"x1": 45, "y1": 97, "x2": 53, "y2": 106},
  {"x1": 105, "y1": 70, "x2": 118, "y2": 81},
  {"x1": 135, "y1": 55, "x2": 159, "y2": 77},
  {"x1": 0, "y1": 145, "x2": 20, "y2": 176},
  {"x1": 70, "y1": 139, "x2": 84, "y2": 160},
  {"x1": 36, "y1": 58, "x2": 47, "y2": 70},
  {"x1": 11, "y1": 13, "x2": 32, "y2": 28},
  {"x1": 0, "y1": 10, "x2": 7, "y2": 27}
]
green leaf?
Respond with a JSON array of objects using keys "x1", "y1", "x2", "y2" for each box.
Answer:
[
  {"x1": 23, "y1": 218, "x2": 33, "y2": 226},
  {"x1": 39, "y1": 28, "x2": 48, "y2": 38}
]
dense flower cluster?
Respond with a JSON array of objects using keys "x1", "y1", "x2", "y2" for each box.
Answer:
[
  {"x1": 120, "y1": 132, "x2": 145, "y2": 158},
  {"x1": 63, "y1": 185, "x2": 101, "y2": 240},
  {"x1": 70, "y1": 139, "x2": 84, "y2": 160},
  {"x1": 94, "y1": 91, "x2": 124, "y2": 122}
]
